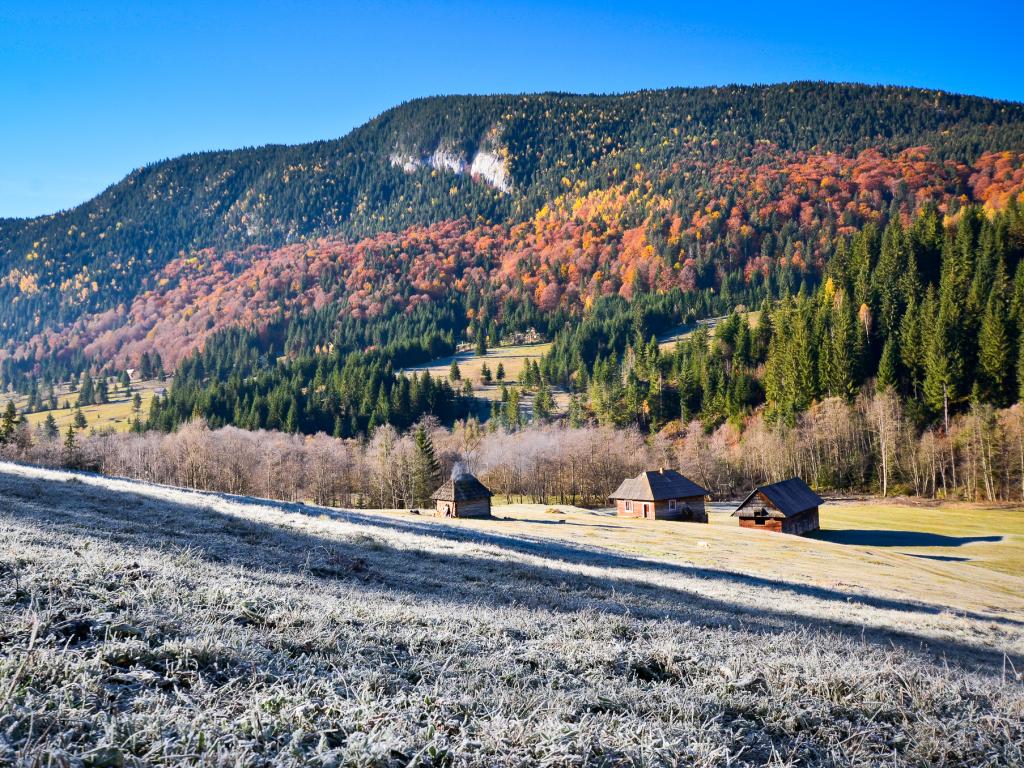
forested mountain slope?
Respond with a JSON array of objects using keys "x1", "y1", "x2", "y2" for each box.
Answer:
[{"x1": 3, "y1": 83, "x2": 1024, "y2": 377}]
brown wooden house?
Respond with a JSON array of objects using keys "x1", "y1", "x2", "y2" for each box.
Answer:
[
  {"x1": 431, "y1": 472, "x2": 493, "y2": 519},
  {"x1": 609, "y1": 469, "x2": 708, "y2": 522},
  {"x1": 732, "y1": 477, "x2": 822, "y2": 535}
]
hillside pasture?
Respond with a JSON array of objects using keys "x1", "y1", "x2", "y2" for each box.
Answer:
[{"x1": 0, "y1": 461, "x2": 1021, "y2": 766}]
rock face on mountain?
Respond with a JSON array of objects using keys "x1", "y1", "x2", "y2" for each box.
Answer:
[{"x1": 388, "y1": 140, "x2": 511, "y2": 191}]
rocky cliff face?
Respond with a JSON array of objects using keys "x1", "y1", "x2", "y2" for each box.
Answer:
[{"x1": 389, "y1": 131, "x2": 511, "y2": 192}]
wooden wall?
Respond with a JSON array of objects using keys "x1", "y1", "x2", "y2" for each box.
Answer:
[
  {"x1": 781, "y1": 508, "x2": 819, "y2": 535},
  {"x1": 738, "y1": 507, "x2": 819, "y2": 535},
  {"x1": 738, "y1": 517, "x2": 783, "y2": 532},
  {"x1": 435, "y1": 497, "x2": 491, "y2": 519}
]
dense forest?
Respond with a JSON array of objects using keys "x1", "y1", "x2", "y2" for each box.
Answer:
[{"x1": 136, "y1": 199, "x2": 1024, "y2": 440}]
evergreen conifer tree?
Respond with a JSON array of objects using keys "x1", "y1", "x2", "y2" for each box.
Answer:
[
  {"x1": 63, "y1": 424, "x2": 78, "y2": 467},
  {"x1": 0, "y1": 401, "x2": 17, "y2": 443},
  {"x1": 978, "y1": 259, "x2": 1013, "y2": 406},
  {"x1": 876, "y1": 337, "x2": 898, "y2": 392},
  {"x1": 412, "y1": 426, "x2": 442, "y2": 506}
]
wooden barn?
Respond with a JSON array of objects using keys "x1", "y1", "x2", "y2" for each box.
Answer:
[
  {"x1": 609, "y1": 469, "x2": 708, "y2": 522},
  {"x1": 732, "y1": 477, "x2": 822, "y2": 535},
  {"x1": 430, "y1": 472, "x2": 493, "y2": 519}
]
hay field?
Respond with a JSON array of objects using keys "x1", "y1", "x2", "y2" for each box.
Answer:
[{"x1": 1, "y1": 462, "x2": 1021, "y2": 766}]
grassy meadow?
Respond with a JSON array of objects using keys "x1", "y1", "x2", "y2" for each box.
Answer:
[
  {"x1": 1, "y1": 461, "x2": 1022, "y2": 766},
  {"x1": 462, "y1": 499, "x2": 1024, "y2": 621}
]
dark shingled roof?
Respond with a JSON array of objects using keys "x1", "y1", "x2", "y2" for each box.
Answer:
[
  {"x1": 732, "y1": 477, "x2": 823, "y2": 518},
  {"x1": 431, "y1": 474, "x2": 493, "y2": 502},
  {"x1": 609, "y1": 469, "x2": 708, "y2": 501}
]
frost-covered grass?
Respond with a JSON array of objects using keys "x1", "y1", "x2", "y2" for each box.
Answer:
[{"x1": 1, "y1": 462, "x2": 1022, "y2": 767}]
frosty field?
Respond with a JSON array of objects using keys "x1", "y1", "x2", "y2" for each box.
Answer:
[{"x1": 0, "y1": 461, "x2": 1022, "y2": 766}]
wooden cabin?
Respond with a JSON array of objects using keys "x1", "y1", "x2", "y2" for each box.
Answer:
[
  {"x1": 430, "y1": 473, "x2": 493, "y2": 519},
  {"x1": 609, "y1": 469, "x2": 708, "y2": 522},
  {"x1": 732, "y1": 477, "x2": 822, "y2": 535}
]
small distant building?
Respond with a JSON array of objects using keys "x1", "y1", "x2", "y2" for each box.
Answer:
[
  {"x1": 431, "y1": 472, "x2": 493, "y2": 519},
  {"x1": 609, "y1": 469, "x2": 708, "y2": 522},
  {"x1": 732, "y1": 478, "x2": 822, "y2": 535}
]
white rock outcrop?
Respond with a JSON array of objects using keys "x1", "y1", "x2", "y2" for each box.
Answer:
[
  {"x1": 469, "y1": 150, "x2": 510, "y2": 192},
  {"x1": 388, "y1": 136, "x2": 511, "y2": 192},
  {"x1": 429, "y1": 148, "x2": 467, "y2": 175}
]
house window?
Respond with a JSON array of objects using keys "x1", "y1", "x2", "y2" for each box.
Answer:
[
  {"x1": 754, "y1": 517, "x2": 766, "y2": 525},
  {"x1": 669, "y1": 499, "x2": 677, "y2": 511},
  {"x1": 624, "y1": 500, "x2": 632, "y2": 512}
]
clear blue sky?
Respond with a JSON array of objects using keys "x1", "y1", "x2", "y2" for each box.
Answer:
[{"x1": 3, "y1": 0, "x2": 1022, "y2": 218}]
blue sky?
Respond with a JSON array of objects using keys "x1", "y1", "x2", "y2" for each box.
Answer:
[{"x1": 2, "y1": 0, "x2": 1023, "y2": 218}]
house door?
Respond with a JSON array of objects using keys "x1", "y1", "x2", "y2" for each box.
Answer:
[{"x1": 643, "y1": 503, "x2": 651, "y2": 518}]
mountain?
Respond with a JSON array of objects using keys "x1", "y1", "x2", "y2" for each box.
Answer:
[{"x1": 3, "y1": 83, "x2": 1024, "y2": 391}]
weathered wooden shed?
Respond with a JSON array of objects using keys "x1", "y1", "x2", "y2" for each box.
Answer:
[
  {"x1": 431, "y1": 473, "x2": 493, "y2": 519},
  {"x1": 609, "y1": 469, "x2": 708, "y2": 522},
  {"x1": 732, "y1": 477, "x2": 822, "y2": 535}
]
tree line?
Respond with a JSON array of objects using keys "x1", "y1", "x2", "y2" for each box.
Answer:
[{"x1": 5, "y1": 389, "x2": 1024, "y2": 502}]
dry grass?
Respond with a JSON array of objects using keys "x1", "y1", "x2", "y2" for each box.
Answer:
[
  {"x1": 1, "y1": 462, "x2": 1022, "y2": 766},
  {"x1": 403, "y1": 342, "x2": 550, "y2": 380},
  {"x1": 816, "y1": 500, "x2": 1024, "y2": 577}
]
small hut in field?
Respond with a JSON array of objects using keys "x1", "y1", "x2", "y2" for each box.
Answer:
[
  {"x1": 732, "y1": 478, "x2": 822, "y2": 535},
  {"x1": 431, "y1": 471, "x2": 492, "y2": 519},
  {"x1": 609, "y1": 469, "x2": 708, "y2": 522}
]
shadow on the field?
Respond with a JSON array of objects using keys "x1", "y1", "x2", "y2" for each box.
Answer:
[
  {"x1": 813, "y1": 530, "x2": 1003, "y2": 547},
  {"x1": 491, "y1": 516, "x2": 622, "y2": 530},
  {"x1": 2, "y1": 464, "x2": 1021, "y2": 675}
]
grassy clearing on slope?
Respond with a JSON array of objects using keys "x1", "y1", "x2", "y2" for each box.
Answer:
[
  {"x1": 657, "y1": 311, "x2": 762, "y2": 350},
  {"x1": 0, "y1": 462, "x2": 1021, "y2": 767},
  {"x1": 402, "y1": 342, "x2": 571, "y2": 410},
  {"x1": 6, "y1": 379, "x2": 168, "y2": 434}
]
